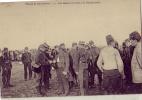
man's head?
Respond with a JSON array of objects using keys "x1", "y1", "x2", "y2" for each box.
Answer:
[
  {"x1": 38, "y1": 43, "x2": 49, "y2": 52},
  {"x1": 129, "y1": 31, "x2": 141, "y2": 46},
  {"x1": 78, "y1": 41, "x2": 85, "y2": 48},
  {"x1": 3, "y1": 48, "x2": 8, "y2": 53},
  {"x1": 106, "y1": 35, "x2": 115, "y2": 47},
  {"x1": 85, "y1": 43, "x2": 90, "y2": 50},
  {"x1": 24, "y1": 47, "x2": 29, "y2": 52},
  {"x1": 125, "y1": 39, "x2": 131, "y2": 47},
  {"x1": 89, "y1": 40, "x2": 94, "y2": 47},
  {"x1": 72, "y1": 42, "x2": 77, "y2": 49},
  {"x1": 60, "y1": 43, "x2": 65, "y2": 49},
  {"x1": 54, "y1": 45, "x2": 59, "y2": 52}
]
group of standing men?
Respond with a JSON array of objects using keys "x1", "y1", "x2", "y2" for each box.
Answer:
[
  {"x1": 0, "y1": 31, "x2": 141, "y2": 96},
  {"x1": 32, "y1": 40, "x2": 101, "y2": 96}
]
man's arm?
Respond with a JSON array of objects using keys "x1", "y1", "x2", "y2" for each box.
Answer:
[
  {"x1": 97, "y1": 51, "x2": 103, "y2": 72},
  {"x1": 136, "y1": 43, "x2": 142, "y2": 68},
  {"x1": 115, "y1": 49, "x2": 124, "y2": 75}
]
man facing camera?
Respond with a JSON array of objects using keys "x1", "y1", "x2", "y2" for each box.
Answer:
[{"x1": 21, "y1": 47, "x2": 32, "y2": 81}]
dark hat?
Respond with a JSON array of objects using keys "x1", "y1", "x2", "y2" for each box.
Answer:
[
  {"x1": 129, "y1": 31, "x2": 141, "y2": 41},
  {"x1": 106, "y1": 35, "x2": 114, "y2": 44}
]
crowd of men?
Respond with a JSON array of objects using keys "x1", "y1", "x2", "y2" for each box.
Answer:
[{"x1": 0, "y1": 31, "x2": 141, "y2": 96}]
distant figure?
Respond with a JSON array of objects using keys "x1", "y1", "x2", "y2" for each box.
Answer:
[
  {"x1": 1, "y1": 48, "x2": 13, "y2": 88},
  {"x1": 21, "y1": 47, "x2": 32, "y2": 81},
  {"x1": 129, "y1": 31, "x2": 142, "y2": 93},
  {"x1": 97, "y1": 35, "x2": 124, "y2": 94}
]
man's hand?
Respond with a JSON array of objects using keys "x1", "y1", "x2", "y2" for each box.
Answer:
[
  {"x1": 63, "y1": 71, "x2": 67, "y2": 75},
  {"x1": 76, "y1": 72, "x2": 79, "y2": 75}
]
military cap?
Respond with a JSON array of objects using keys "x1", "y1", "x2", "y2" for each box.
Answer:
[
  {"x1": 3, "y1": 47, "x2": 8, "y2": 51},
  {"x1": 129, "y1": 31, "x2": 141, "y2": 41},
  {"x1": 78, "y1": 41, "x2": 85, "y2": 45},
  {"x1": 38, "y1": 43, "x2": 49, "y2": 52},
  {"x1": 24, "y1": 47, "x2": 29, "y2": 50},
  {"x1": 72, "y1": 42, "x2": 77, "y2": 46}
]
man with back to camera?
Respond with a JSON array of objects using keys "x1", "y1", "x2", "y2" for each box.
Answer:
[{"x1": 97, "y1": 35, "x2": 125, "y2": 94}]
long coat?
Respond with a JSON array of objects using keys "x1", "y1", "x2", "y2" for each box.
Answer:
[{"x1": 131, "y1": 41, "x2": 142, "y2": 83}]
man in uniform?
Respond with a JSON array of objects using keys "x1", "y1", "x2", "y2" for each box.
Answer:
[
  {"x1": 129, "y1": 31, "x2": 142, "y2": 93},
  {"x1": 35, "y1": 43, "x2": 51, "y2": 95},
  {"x1": 69, "y1": 43, "x2": 79, "y2": 87},
  {"x1": 78, "y1": 41, "x2": 88, "y2": 95},
  {"x1": 21, "y1": 47, "x2": 32, "y2": 81},
  {"x1": 2, "y1": 48, "x2": 13, "y2": 88},
  {"x1": 87, "y1": 40, "x2": 100, "y2": 88},
  {"x1": 56, "y1": 43, "x2": 70, "y2": 96}
]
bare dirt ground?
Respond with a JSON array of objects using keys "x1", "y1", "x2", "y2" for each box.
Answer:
[
  {"x1": 1, "y1": 62, "x2": 100, "y2": 98},
  {"x1": 1, "y1": 62, "x2": 141, "y2": 98}
]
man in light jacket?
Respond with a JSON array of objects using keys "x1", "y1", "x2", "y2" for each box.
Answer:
[{"x1": 129, "y1": 31, "x2": 142, "y2": 93}]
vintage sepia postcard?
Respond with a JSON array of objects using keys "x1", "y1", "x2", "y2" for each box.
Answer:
[{"x1": 0, "y1": 0, "x2": 141, "y2": 100}]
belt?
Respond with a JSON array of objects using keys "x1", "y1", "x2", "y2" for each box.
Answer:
[
  {"x1": 80, "y1": 61, "x2": 86, "y2": 63},
  {"x1": 103, "y1": 69, "x2": 118, "y2": 71}
]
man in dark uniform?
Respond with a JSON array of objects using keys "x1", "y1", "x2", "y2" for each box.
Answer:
[
  {"x1": 21, "y1": 47, "x2": 32, "y2": 81},
  {"x1": 122, "y1": 39, "x2": 133, "y2": 85},
  {"x1": 35, "y1": 43, "x2": 51, "y2": 95},
  {"x1": 2, "y1": 48, "x2": 13, "y2": 88},
  {"x1": 87, "y1": 40, "x2": 100, "y2": 88}
]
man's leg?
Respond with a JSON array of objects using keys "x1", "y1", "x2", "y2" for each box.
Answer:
[
  {"x1": 2, "y1": 68, "x2": 7, "y2": 88},
  {"x1": 62, "y1": 72, "x2": 69, "y2": 96},
  {"x1": 83, "y1": 69, "x2": 89, "y2": 95},
  {"x1": 24, "y1": 64, "x2": 28, "y2": 80},
  {"x1": 102, "y1": 73, "x2": 110, "y2": 94},
  {"x1": 7, "y1": 68, "x2": 12, "y2": 86},
  {"x1": 78, "y1": 63, "x2": 84, "y2": 95},
  {"x1": 56, "y1": 68, "x2": 64, "y2": 94},
  {"x1": 28, "y1": 63, "x2": 32, "y2": 80}
]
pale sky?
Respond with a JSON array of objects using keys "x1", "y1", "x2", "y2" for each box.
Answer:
[{"x1": 0, "y1": 0, "x2": 141, "y2": 50}]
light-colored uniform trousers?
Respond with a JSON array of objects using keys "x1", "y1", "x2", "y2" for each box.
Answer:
[{"x1": 56, "y1": 62, "x2": 69, "y2": 95}]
